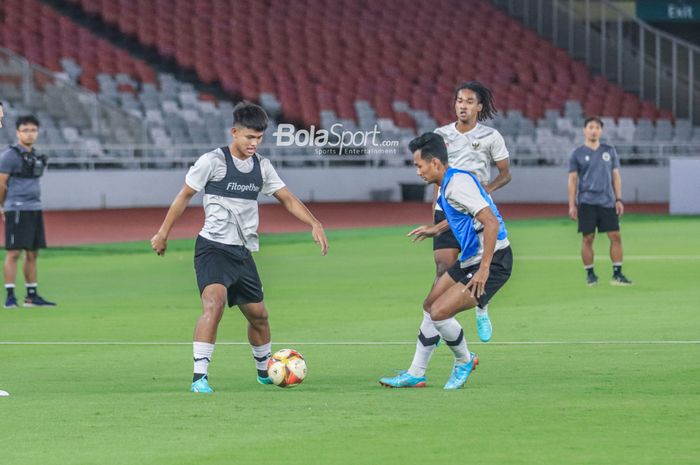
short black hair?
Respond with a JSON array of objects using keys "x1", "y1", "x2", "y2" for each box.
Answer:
[
  {"x1": 453, "y1": 81, "x2": 498, "y2": 121},
  {"x1": 16, "y1": 115, "x2": 40, "y2": 129},
  {"x1": 408, "y1": 133, "x2": 448, "y2": 164},
  {"x1": 583, "y1": 116, "x2": 604, "y2": 128},
  {"x1": 232, "y1": 101, "x2": 268, "y2": 132}
]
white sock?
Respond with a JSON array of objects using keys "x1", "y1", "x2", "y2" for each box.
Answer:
[
  {"x1": 476, "y1": 305, "x2": 488, "y2": 317},
  {"x1": 432, "y1": 318, "x2": 470, "y2": 364},
  {"x1": 408, "y1": 311, "x2": 440, "y2": 377},
  {"x1": 251, "y1": 342, "x2": 272, "y2": 378},
  {"x1": 193, "y1": 341, "x2": 215, "y2": 376}
]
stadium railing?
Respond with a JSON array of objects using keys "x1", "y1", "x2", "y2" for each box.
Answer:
[
  {"x1": 493, "y1": 0, "x2": 700, "y2": 125},
  {"x1": 38, "y1": 142, "x2": 700, "y2": 170},
  {"x1": 0, "y1": 45, "x2": 147, "y2": 144}
]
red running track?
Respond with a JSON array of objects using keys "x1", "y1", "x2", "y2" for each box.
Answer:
[{"x1": 8, "y1": 202, "x2": 668, "y2": 246}]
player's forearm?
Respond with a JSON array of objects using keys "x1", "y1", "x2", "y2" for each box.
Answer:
[
  {"x1": 0, "y1": 180, "x2": 7, "y2": 208},
  {"x1": 485, "y1": 171, "x2": 511, "y2": 194},
  {"x1": 612, "y1": 171, "x2": 622, "y2": 200},
  {"x1": 567, "y1": 177, "x2": 577, "y2": 207},
  {"x1": 283, "y1": 194, "x2": 321, "y2": 229},
  {"x1": 479, "y1": 221, "x2": 499, "y2": 268},
  {"x1": 431, "y1": 184, "x2": 440, "y2": 210},
  {"x1": 435, "y1": 219, "x2": 450, "y2": 234},
  {"x1": 157, "y1": 190, "x2": 191, "y2": 237}
]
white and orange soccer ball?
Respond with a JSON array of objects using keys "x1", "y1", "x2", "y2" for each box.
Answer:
[{"x1": 267, "y1": 349, "x2": 307, "y2": 388}]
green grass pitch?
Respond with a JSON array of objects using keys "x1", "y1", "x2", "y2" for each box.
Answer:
[{"x1": 1, "y1": 215, "x2": 699, "y2": 465}]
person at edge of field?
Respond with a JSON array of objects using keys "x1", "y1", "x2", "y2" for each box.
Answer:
[
  {"x1": 0, "y1": 112, "x2": 56, "y2": 308},
  {"x1": 568, "y1": 116, "x2": 632, "y2": 286},
  {"x1": 430, "y1": 81, "x2": 511, "y2": 342},
  {"x1": 0, "y1": 101, "x2": 11, "y2": 398},
  {"x1": 151, "y1": 101, "x2": 328, "y2": 393},
  {"x1": 379, "y1": 132, "x2": 513, "y2": 389}
]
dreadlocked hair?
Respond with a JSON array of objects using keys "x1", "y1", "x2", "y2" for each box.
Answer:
[{"x1": 453, "y1": 81, "x2": 498, "y2": 121}]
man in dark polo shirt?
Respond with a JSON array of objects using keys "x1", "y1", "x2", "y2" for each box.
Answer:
[
  {"x1": 568, "y1": 116, "x2": 632, "y2": 286},
  {"x1": 0, "y1": 114, "x2": 57, "y2": 308},
  {"x1": 0, "y1": 101, "x2": 9, "y2": 397}
]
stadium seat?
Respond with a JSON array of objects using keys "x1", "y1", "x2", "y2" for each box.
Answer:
[{"x1": 1, "y1": 0, "x2": 694, "y2": 167}]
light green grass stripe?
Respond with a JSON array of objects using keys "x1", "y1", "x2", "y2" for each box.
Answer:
[
  {"x1": 519, "y1": 255, "x2": 700, "y2": 260},
  {"x1": 1, "y1": 340, "x2": 699, "y2": 345}
]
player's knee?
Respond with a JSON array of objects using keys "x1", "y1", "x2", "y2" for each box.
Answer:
[
  {"x1": 6, "y1": 251, "x2": 20, "y2": 262},
  {"x1": 435, "y1": 262, "x2": 451, "y2": 277},
  {"x1": 582, "y1": 234, "x2": 595, "y2": 246},
  {"x1": 608, "y1": 231, "x2": 621, "y2": 242},
  {"x1": 427, "y1": 302, "x2": 448, "y2": 322},
  {"x1": 201, "y1": 294, "x2": 225, "y2": 318}
]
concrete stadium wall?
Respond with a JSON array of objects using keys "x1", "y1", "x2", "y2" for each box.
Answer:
[
  {"x1": 669, "y1": 158, "x2": 700, "y2": 214},
  {"x1": 41, "y1": 165, "x2": 670, "y2": 210}
]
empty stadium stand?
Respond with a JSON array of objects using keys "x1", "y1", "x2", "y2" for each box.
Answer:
[{"x1": 1, "y1": 0, "x2": 699, "y2": 168}]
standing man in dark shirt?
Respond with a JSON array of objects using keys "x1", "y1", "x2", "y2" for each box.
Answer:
[
  {"x1": 0, "y1": 115, "x2": 57, "y2": 308},
  {"x1": 568, "y1": 117, "x2": 632, "y2": 286},
  {"x1": 0, "y1": 101, "x2": 10, "y2": 396}
]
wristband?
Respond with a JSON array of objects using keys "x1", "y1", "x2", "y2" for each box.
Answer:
[{"x1": 615, "y1": 199, "x2": 623, "y2": 203}]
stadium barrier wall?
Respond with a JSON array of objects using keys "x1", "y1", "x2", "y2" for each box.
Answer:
[
  {"x1": 41, "y1": 166, "x2": 670, "y2": 210},
  {"x1": 669, "y1": 158, "x2": 700, "y2": 214}
]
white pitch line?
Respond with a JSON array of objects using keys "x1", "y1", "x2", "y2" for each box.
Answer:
[
  {"x1": 0, "y1": 341, "x2": 699, "y2": 346},
  {"x1": 518, "y1": 255, "x2": 700, "y2": 261}
]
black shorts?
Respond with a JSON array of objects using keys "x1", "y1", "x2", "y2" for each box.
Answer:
[
  {"x1": 433, "y1": 210, "x2": 461, "y2": 250},
  {"x1": 578, "y1": 203, "x2": 620, "y2": 234},
  {"x1": 4, "y1": 210, "x2": 47, "y2": 250},
  {"x1": 194, "y1": 235, "x2": 264, "y2": 307},
  {"x1": 446, "y1": 246, "x2": 513, "y2": 307}
]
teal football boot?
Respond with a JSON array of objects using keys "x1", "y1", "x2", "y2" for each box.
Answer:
[
  {"x1": 475, "y1": 312, "x2": 493, "y2": 342},
  {"x1": 190, "y1": 376, "x2": 213, "y2": 393},
  {"x1": 379, "y1": 371, "x2": 427, "y2": 388},
  {"x1": 443, "y1": 353, "x2": 479, "y2": 390}
]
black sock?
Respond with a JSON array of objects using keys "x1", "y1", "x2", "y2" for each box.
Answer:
[
  {"x1": 585, "y1": 267, "x2": 595, "y2": 277},
  {"x1": 6, "y1": 287, "x2": 15, "y2": 298},
  {"x1": 193, "y1": 373, "x2": 207, "y2": 382},
  {"x1": 258, "y1": 369, "x2": 269, "y2": 378},
  {"x1": 613, "y1": 265, "x2": 622, "y2": 276},
  {"x1": 26, "y1": 286, "x2": 37, "y2": 297}
]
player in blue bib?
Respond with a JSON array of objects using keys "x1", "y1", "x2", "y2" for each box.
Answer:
[{"x1": 380, "y1": 133, "x2": 513, "y2": 390}]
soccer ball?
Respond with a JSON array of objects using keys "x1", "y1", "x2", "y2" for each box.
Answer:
[{"x1": 267, "y1": 349, "x2": 307, "y2": 388}]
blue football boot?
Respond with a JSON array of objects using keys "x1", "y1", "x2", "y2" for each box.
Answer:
[
  {"x1": 379, "y1": 371, "x2": 427, "y2": 388},
  {"x1": 475, "y1": 312, "x2": 493, "y2": 342},
  {"x1": 443, "y1": 353, "x2": 479, "y2": 390},
  {"x1": 190, "y1": 376, "x2": 213, "y2": 393}
]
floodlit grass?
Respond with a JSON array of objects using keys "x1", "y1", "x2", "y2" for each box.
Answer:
[{"x1": 1, "y1": 215, "x2": 698, "y2": 465}]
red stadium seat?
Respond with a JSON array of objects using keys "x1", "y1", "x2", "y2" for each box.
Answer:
[{"x1": 0, "y1": 0, "x2": 674, "y2": 129}]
